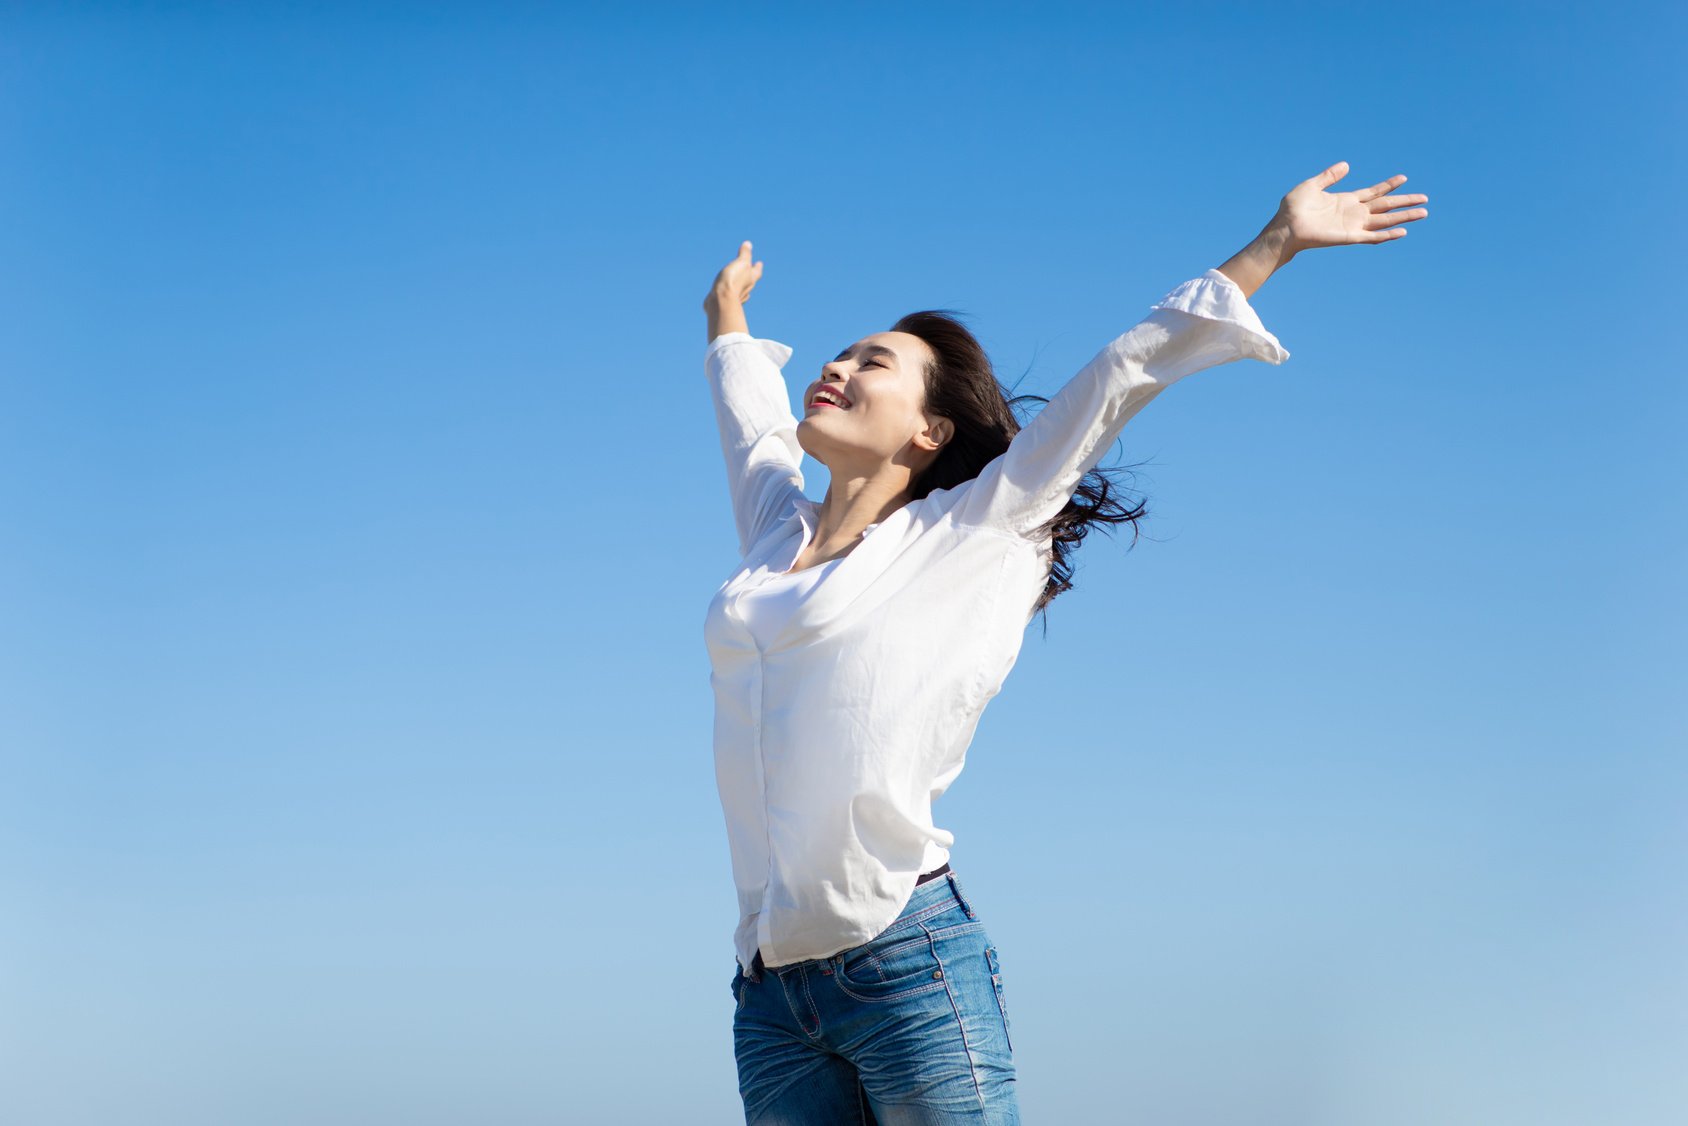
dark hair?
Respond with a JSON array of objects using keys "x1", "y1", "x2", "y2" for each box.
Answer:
[{"x1": 890, "y1": 309, "x2": 1152, "y2": 634}]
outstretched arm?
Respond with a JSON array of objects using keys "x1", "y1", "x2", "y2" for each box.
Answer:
[
  {"x1": 949, "y1": 162, "x2": 1429, "y2": 541},
  {"x1": 702, "y1": 241, "x2": 807, "y2": 557}
]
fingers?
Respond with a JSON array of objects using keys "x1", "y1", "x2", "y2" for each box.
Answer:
[
  {"x1": 1310, "y1": 165, "x2": 1419, "y2": 206},
  {"x1": 1371, "y1": 192, "x2": 1429, "y2": 211},
  {"x1": 733, "y1": 241, "x2": 765, "y2": 276},
  {"x1": 718, "y1": 240, "x2": 764, "y2": 286},
  {"x1": 1357, "y1": 174, "x2": 1410, "y2": 202},
  {"x1": 1370, "y1": 207, "x2": 1429, "y2": 229},
  {"x1": 1365, "y1": 208, "x2": 1427, "y2": 244},
  {"x1": 1310, "y1": 159, "x2": 1350, "y2": 187},
  {"x1": 1366, "y1": 193, "x2": 1430, "y2": 225}
]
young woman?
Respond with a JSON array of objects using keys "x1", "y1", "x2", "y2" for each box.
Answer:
[{"x1": 702, "y1": 161, "x2": 1428, "y2": 1125}]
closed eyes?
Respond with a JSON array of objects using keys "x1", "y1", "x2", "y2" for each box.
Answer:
[
  {"x1": 831, "y1": 344, "x2": 897, "y2": 367},
  {"x1": 821, "y1": 359, "x2": 882, "y2": 377}
]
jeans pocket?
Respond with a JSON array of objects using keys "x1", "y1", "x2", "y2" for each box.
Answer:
[
  {"x1": 833, "y1": 927, "x2": 951, "y2": 1002},
  {"x1": 986, "y1": 944, "x2": 1013, "y2": 1052},
  {"x1": 732, "y1": 964, "x2": 745, "y2": 1013}
]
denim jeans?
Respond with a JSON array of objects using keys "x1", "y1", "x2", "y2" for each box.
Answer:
[{"x1": 730, "y1": 868, "x2": 1020, "y2": 1124}]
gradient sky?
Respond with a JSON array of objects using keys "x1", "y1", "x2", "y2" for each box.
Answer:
[{"x1": 1, "y1": 3, "x2": 1683, "y2": 1124}]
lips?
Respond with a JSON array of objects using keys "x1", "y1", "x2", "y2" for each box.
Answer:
[{"x1": 809, "y1": 388, "x2": 852, "y2": 409}]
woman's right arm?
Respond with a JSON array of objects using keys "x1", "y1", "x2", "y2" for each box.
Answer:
[
  {"x1": 703, "y1": 241, "x2": 807, "y2": 557},
  {"x1": 946, "y1": 161, "x2": 1426, "y2": 542}
]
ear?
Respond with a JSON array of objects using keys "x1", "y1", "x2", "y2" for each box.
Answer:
[{"x1": 915, "y1": 414, "x2": 954, "y2": 453}]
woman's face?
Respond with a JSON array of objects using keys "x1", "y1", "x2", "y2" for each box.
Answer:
[{"x1": 797, "y1": 331, "x2": 949, "y2": 471}]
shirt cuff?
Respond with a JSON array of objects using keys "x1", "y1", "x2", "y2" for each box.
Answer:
[
  {"x1": 1149, "y1": 268, "x2": 1291, "y2": 365},
  {"x1": 707, "y1": 331, "x2": 796, "y2": 369}
]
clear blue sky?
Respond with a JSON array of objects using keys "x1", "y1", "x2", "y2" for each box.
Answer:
[{"x1": 2, "y1": 4, "x2": 1683, "y2": 1123}]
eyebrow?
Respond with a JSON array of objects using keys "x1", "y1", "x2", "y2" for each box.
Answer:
[{"x1": 833, "y1": 344, "x2": 899, "y2": 365}]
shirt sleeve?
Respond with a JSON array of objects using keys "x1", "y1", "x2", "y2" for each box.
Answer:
[
  {"x1": 947, "y1": 268, "x2": 1290, "y2": 540},
  {"x1": 704, "y1": 331, "x2": 809, "y2": 557}
]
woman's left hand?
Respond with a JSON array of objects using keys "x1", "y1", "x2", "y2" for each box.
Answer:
[{"x1": 1274, "y1": 161, "x2": 1429, "y2": 254}]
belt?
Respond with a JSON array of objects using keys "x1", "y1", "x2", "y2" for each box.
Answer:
[
  {"x1": 915, "y1": 861, "x2": 951, "y2": 886},
  {"x1": 751, "y1": 863, "x2": 951, "y2": 977}
]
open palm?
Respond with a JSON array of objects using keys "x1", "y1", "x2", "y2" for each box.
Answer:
[{"x1": 1280, "y1": 161, "x2": 1430, "y2": 252}]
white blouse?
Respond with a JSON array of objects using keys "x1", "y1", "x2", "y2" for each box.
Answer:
[{"x1": 703, "y1": 268, "x2": 1289, "y2": 977}]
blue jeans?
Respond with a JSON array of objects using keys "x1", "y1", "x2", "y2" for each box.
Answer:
[{"x1": 730, "y1": 868, "x2": 1020, "y2": 1124}]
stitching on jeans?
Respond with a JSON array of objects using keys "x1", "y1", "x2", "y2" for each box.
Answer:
[
  {"x1": 832, "y1": 925, "x2": 950, "y2": 1004},
  {"x1": 841, "y1": 918, "x2": 979, "y2": 978},
  {"x1": 992, "y1": 972, "x2": 1013, "y2": 1053},
  {"x1": 857, "y1": 933, "x2": 932, "y2": 980},
  {"x1": 884, "y1": 895, "x2": 950, "y2": 930},
  {"x1": 834, "y1": 912, "x2": 983, "y2": 999},
  {"x1": 824, "y1": 872, "x2": 970, "y2": 994},
  {"x1": 796, "y1": 965, "x2": 822, "y2": 1038},
  {"x1": 946, "y1": 871, "x2": 976, "y2": 919},
  {"x1": 779, "y1": 970, "x2": 812, "y2": 1035},
  {"x1": 832, "y1": 972, "x2": 947, "y2": 1005},
  {"x1": 932, "y1": 931, "x2": 989, "y2": 1115},
  {"x1": 923, "y1": 920, "x2": 984, "y2": 941},
  {"x1": 986, "y1": 945, "x2": 1013, "y2": 1053},
  {"x1": 843, "y1": 933, "x2": 930, "y2": 989},
  {"x1": 869, "y1": 893, "x2": 967, "y2": 943},
  {"x1": 840, "y1": 931, "x2": 945, "y2": 992},
  {"x1": 852, "y1": 917, "x2": 981, "y2": 976}
]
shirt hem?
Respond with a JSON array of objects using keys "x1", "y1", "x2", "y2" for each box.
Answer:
[{"x1": 752, "y1": 860, "x2": 949, "y2": 969}]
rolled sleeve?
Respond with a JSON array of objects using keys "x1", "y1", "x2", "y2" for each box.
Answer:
[{"x1": 1144, "y1": 268, "x2": 1291, "y2": 382}]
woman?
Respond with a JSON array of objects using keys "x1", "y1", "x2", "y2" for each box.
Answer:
[{"x1": 702, "y1": 161, "x2": 1428, "y2": 1125}]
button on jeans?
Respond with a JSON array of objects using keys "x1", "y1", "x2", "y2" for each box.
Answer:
[{"x1": 730, "y1": 868, "x2": 1020, "y2": 1124}]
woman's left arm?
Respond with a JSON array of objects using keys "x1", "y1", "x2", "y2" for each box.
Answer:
[{"x1": 1217, "y1": 161, "x2": 1431, "y2": 298}]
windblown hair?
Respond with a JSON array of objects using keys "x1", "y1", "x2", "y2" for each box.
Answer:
[{"x1": 890, "y1": 309, "x2": 1151, "y2": 634}]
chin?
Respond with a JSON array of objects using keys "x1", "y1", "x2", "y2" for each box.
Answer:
[{"x1": 793, "y1": 422, "x2": 816, "y2": 456}]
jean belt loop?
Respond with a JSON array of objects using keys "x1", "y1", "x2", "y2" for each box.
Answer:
[{"x1": 945, "y1": 870, "x2": 975, "y2": 919}]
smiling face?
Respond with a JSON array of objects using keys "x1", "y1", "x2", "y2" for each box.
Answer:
[{"x1": 797, "y1": 331, "x2": 951, "y2": 475}]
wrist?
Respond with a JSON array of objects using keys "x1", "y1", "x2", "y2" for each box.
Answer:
[
  {"x1": 706, "y1": 295, "x2": 750, "y2": 342},
  {"x1": 1255, "y1": 222, "x2": 1298, "y2": 264}
]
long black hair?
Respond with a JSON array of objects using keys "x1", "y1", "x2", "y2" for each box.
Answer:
[{"x1": 891, "y1": 309, "x2": 1152, "y2": 633}]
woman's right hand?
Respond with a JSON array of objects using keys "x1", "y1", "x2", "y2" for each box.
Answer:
[{"x1": 704, "y1": 240, "x2": 765, "y2": 311}]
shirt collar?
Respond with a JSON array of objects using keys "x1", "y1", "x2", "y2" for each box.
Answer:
[{"x1": 794, "y1": 497, "x2": 883, "y2": 539}]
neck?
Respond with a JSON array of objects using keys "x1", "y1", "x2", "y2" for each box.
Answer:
[{"x1": 813, "y1": 471, "x2": 912, "y2": 546}]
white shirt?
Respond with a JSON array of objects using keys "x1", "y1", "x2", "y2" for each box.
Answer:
[{"x1": 703, "y1": 268, "x2": 1289, "y2": 977}]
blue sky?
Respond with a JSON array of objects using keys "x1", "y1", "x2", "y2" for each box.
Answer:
[{"x1": 1, "y1": 3, "x2": 1683, "y2": 1123}]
